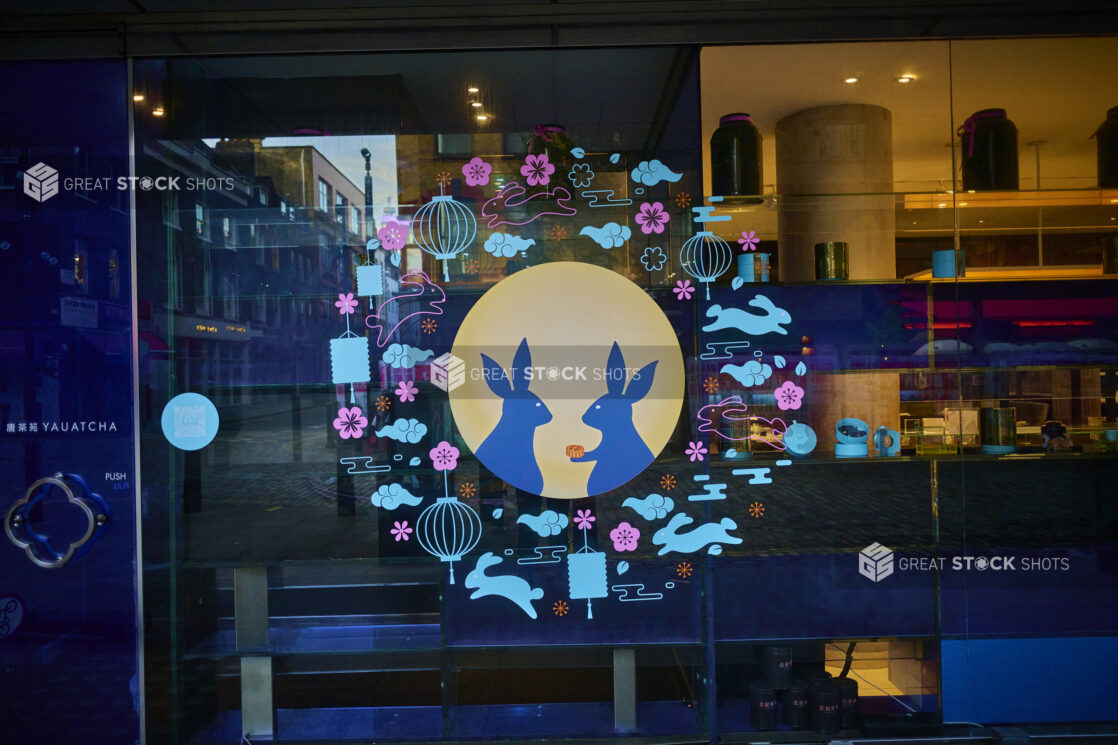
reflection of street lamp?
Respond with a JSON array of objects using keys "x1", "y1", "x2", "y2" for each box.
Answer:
[{"x1": 361, "y1": 147, "x2": 373, "y2": 240}]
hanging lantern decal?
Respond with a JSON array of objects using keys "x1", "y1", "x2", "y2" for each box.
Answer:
[{"x1": 412, "y1": 185, "x2": 477, "y2": 282}]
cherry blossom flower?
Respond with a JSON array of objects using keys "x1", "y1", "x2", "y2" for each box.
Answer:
[
  {"x1": 462, "y1": 157, "x2": 492, "y2": 187},
  {"x1": 673, "y1": 279, "x2": 694, "y2": 300},
  {"x1": 641, "y1": 246, "x2": 667, "y2": 271},
  {"x1": 395, "y1": 380, "x2": 418, "y2": 403},
  {"x1": 635, "y1": 201, "x2": 669, "y2": 235},
  {"x1": 332, "y1": 406, "x2": 368, "y2": 439},
  {"x1": 685, "y1": 440, "x2": 708, "y2": 462},
  {"x1": 738, "y1": 230, "x2": 759, "y2": 251},
  {"x1": 573, "y1": 508, "x2": 595, "y2": 530},
  {"x1": 609, "y1": 522, "x2": 641, "y2": 552},
  {"x1": 429, "y1": 440, "x2": 460, "y2": 471},
  {"x1": 377, "y1": 220, "x2": 407, "y2": 251},
  {"x1": 774, "y1": 380, "x2": 805, "y2": 411},
  {"x1": 520, "y1": 153, "x2": 555, "y2": 187},
  {"x1": 390, "y1": 520, "x2": 413, "y2": 542},
  {"x1": 568, "y1": 162, "x2": 595, "y2": 189},
  {"x1": 334, "y1": 292, "x2": 357, "y2": 315}
]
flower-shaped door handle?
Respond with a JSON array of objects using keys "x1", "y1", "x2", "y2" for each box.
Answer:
[{"x1": 5, "y1": 473, "x2": 110, "y2": 569}]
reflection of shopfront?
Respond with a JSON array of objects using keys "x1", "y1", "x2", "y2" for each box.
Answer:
[{"x1": 2, "y1": 10, "x2": 1118, "y2": 745}]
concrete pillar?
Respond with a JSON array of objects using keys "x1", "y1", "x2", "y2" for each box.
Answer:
[{"x1": 776, "y1": 104, "x2": 895, "y2": 282}]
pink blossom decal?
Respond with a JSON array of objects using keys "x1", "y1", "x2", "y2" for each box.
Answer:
[
  {"x1": 773, "y1": 381, "x2": 805, "y2": 411},
  {"x1": 390, "y1": 520, "x2": 413, "y2": 542},
  {"x1": 609, "y1": 522, "x2": 641, "y2": 552},
  {"x1": 738, "y1": 230, "x2": 759, "y2": 251},
  {"x1": 377, "y1": 220, "x2": 408, "y2": 251},
  {"x1": 395, "y1": 380, "x2": 418, "y2": 403},
  {"x1": 429, "y1": 440, "x2": 460, "y2": 471},
  {"x1": 685, "y1": 440, "x2": 708, "y2": 462},
  {"x1": 333, "y1": 406, "x2": 368, "y2": 439},
  {"x1": 635, "y1": 201, "x2": 668, "y2": 235},
  {"x1": 573, "y1": 508, "x2": 595, "y2": 531},
  {"x1": 520, "y1": 153, "x2": 556, "y2": 187},
  {"x1": 463, "y1": 157, "x2": 492, "y2": 187},
  {"x1": 334, "y1": 292, "x2": 358, "y2": 315},
  {"x1": 673, "y1": 279, "x2": 694, "y2": 301}
]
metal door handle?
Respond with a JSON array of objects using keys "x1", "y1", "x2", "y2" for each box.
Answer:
[{"x1": 5, "y1": 473, "x2": 110, "y2": 569}]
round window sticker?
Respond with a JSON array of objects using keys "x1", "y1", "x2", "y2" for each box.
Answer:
[
  {"x1": 450, "y1": 262, "x2": 684, "y2": 499},
  {"x1": 161, "y1": 392, "x2": 220, "y2": 451}
]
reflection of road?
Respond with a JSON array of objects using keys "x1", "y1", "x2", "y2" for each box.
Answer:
[{"x1": 180, "y1": 403, "x2": 1103, "y2": 564}]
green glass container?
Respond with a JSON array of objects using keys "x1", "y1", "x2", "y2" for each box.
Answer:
[
  {"x1": 814, "y1": 241, "x2": 848, "y2": 281},
  {"x1": 980, "y1": 407, "x2": 1017, "y2": 454},
  {"x1": 710, "y1": 113, "x2": 763, "y2": 202}
]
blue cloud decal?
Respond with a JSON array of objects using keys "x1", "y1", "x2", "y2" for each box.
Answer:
[
  {"x1": 516, "y1": 509, "x2": 570, "y2": 537},
  {"x1": 622, "y1": 493, "x2": 675, "y2": 521},
  {"x1": 484, "y1": 232, "x2": 536, "y2": 259},
  {"x1": 375, "y1": 417, "x2": 428, "y2": 444},
  {"x1": 579, "y1": 222, "x2": 631, "y2": 249},
  {"x1": 382, "y1": 343, "x2": 434, "y2": 369},
  {"x1": 630, "y1": 159, "x2": 682, "y2": 186},
  {"x1": 721, "y1": 359, "x2": 773, "y2": 387},
  {"x1": 371, "y1": 483, "x2": 423, "y2": 510}
]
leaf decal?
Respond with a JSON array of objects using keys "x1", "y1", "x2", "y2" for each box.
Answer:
[
  {"x1": 617, "y1": 560, "x2": 630, "y2": 575},
  {"x1": 774, "y1": 355, "x2": 787, "y2": 369},
  {"x1": 795, "y1": 361, "x2": 808, "y2": 376},
  {"x1": 571, "y1": 147, "x2": 586, "y2": 159},
  {"x1": 731, "y1": 276, "x2": 744, "y2": 290}
]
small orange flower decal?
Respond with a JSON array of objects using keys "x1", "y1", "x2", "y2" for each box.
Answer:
[
  {"x1": 421, "y1": 318, "x2": 437, "y2": 334},
  {"x1": 463, "y1": 259, "x2": 480, "y2": 274},
  {"x1": 550, "y1": 224, "x2": 568, "y2": 241},
  {"x1": 375, "y1": 395, "x2": 391, "y2": 412},
  {"x1": 458, "y1": 481, "x2": 476, "y2": 499},
  {"x1": 703, "y1": 376, "x2": 719, "y2": 393},
  {"x1": 674, "y1": 191, "x2": 691, "y2": 208},
  {"x1": 660, "y1": 474, "x2": 676, "y2": 491},
  {"x1": 553, "y1": 600, "x2": 568, "y2": 616},
  {"x1": 749, "y1": 501, "x2": 765, "y2": 518},
  {"x1": 436, "y1": 171, "x2": 452, "y2": 187},
  {"x1": 676, "y1": 561, "x2": 693, "y2": 579}
]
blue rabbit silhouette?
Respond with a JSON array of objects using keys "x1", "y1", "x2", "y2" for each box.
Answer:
[
  {"x1": 476, "y1": 338, "x2": 553, "y2": 495},
  {"x1": 570, "y1": 342, "x2": 658, "y2": 495}
]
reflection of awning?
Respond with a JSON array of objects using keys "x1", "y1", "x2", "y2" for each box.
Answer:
[{"x1": 79, "y1": 330, "x2": 130, "y2": 356}]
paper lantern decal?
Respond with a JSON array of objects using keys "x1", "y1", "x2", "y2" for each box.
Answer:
[
  {"x1": 412, "y1": 184, "x2": 477, "y2": 282},
  {"x1": 329, "y1": 292, "x2": 369, "y2": 403},
  {"x1": 567, "y1": 509, "x2": 607, "y2": 619},
  {"x1": 356, "y1": 238, "x2": 384, "y2": 297},
  {"x1": 416, "y1": 441, "x2": 480, "y2": 584},
  {"x1": 680, "y1": 204, "x2": 733, "y2": 300}
]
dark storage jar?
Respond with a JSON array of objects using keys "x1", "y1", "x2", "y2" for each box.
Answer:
[
  {"x1": 958, "y1": 108, "x2": 1018, "y2": 191},
  {"x1": 1098, "y1": 106, "x2": 1118, "y2": 189},
  {"x1": 748, "y1": 678, "x2": 778, "y2": 731},
  {"x1": 763, "y1": 645, "x2": 792, "y2": 689},
  {"x1": 837, "y1": 676, "x2": 859, "y2": 729},
  {"x1": 815, "y1": 241, "x2": 849, "y2": 280},
  {"x1": 710, "y1": 113, "x2": 763, "y2": 201},
  {"x1": 783, "y1": 678, "x2": 811, "y2": 729},
  {"x1": 810, "y1": 679, "x2": 841, "y2": 734}
]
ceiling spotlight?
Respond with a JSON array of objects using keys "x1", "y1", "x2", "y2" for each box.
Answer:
[
  {"x1": 152, "y1": 107, "x2": 165, "y2": 117},
  {"x1": 470, "y1": 101, "x2": 483, "y2": 108},
  {"x1": 476, "y1": 114, "x2": 489, "y2": 122},
  {"x1": 467, "y1": 87, "x2": 479, "y2": 94},
  {"x1": 133, "y1": 93, "x2": 145, "y2": 102},
  {"x1": 843, "y1": 77, "x2": 858, "y2": 84},
  {"x1": 895, "y1": 74, "x2": 916, "y2": 84}
]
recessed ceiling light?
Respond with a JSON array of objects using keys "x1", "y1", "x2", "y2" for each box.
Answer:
[
  {"x1": 133, "y1": 93, "x2": 145, "y2": 102},
  {"x1": 470, "y1": 101, "x2": 482, "y2": 108},
  {"x1": 467, "y1": 87, "x2": 479, "y2": 94},
  {"x1": 959, "y1": 202, "x2": 968, "y2": 207},
  {"x1": 937, "y1": 202, "x2": 947, "y2": 208},
  {"x1": 152, "y1": 107, "x2": 165, "y2": 117},
  {"x1": 843, "y1": 77, "x2": 858, "y2": 84},
  {"x1": 476, "y1": 114, "x2": 489, "y2": 122},
  {"x1": 895, "y1": 74, "x2": 916, "y2": 84}
]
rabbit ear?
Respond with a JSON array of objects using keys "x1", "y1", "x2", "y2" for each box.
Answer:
[
  {"x1": 749, "y1": 294, "x2": 774, "y2": 311},
  {"x1": 481, "y1": 353, "x2": 514, "y2": 398},
  {"x1": 606, "y1": 342, "x2": 625, "y2": 396},
  {"x1": 624, "y1": 360, "x2": 658, "y2": 402},
  {"x1": 512, "y1": 338, "x2": 532, "y2": 392}
]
